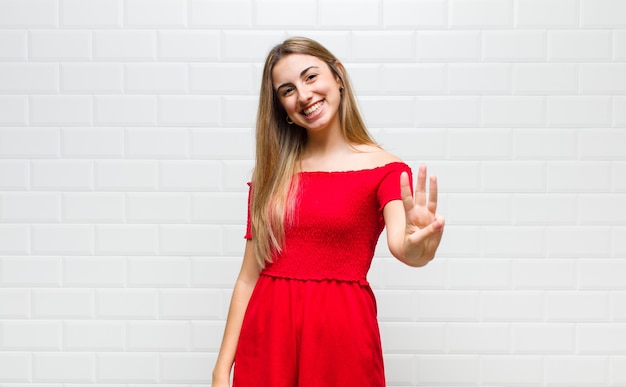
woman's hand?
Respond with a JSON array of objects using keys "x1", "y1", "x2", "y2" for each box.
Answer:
[{"x1": 400, "y1": 165, "x2": 445, "y2": 266}]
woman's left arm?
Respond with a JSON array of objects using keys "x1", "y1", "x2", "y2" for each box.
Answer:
[{"x1": 384, "y1": 164, "x2": 445, "y2": 267}]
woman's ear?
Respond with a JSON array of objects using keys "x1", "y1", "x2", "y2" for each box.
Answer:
[{"x1": 334, "y1": 60, "x2": 346, "y2": 88}]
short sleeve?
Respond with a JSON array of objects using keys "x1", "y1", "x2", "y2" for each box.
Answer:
[
  {"x1": 377, "y1": 163, "x2": 412, "y2": 212},
  {"x1": 244, "y1": 182, "x2": 253, "y2": 239}
]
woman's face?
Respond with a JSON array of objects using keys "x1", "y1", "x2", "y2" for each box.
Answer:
[{"x1": 272, "y1": 54, "x2": 343, "y2": 134}]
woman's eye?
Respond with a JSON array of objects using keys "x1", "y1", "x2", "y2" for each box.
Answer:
[
  {"x1": 282, "y1": 87, "x2": 294, "y2": 96},
  {"x1": 306, "y1": 74, "x2": 317, "y2": 82}
]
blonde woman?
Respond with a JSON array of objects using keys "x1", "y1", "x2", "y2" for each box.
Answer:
[{"x1": 212, "y1": 37, "x2": 445, "y2": 387}]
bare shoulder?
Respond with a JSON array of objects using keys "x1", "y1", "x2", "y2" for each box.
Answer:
[{"x1": 352, "y1": 144, "x2": 403, "y2": 167}]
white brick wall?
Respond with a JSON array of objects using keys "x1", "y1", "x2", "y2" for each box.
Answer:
[{"x1": 0, "y1": 0, "x2": 624, "y2": 386}]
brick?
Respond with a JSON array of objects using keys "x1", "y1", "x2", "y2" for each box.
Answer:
[
  {"x1": 380, "y1": 322, "x2": 445, "y2": 353},
  {"x1": 579, "y1": 194, "x2": 626, "y2": 225},
  {"x1": 376, "y1": 290, "x2": 415, "y2": 322},
  {"x1": 513, "y1": 129, "x2": 578, "y2": 160},
  {"x1": 516, "y1": 0, "x2": 579, "y2": 27},
  {"x1": 127, "y1": 193, "x2": 189, "y2": 223},
  {"x1": 448, "y1": 64, "x2": 511, "y2": 94},
  {"x1": 222, "y1": 161, "x2": 254, "y2": 191},
  {"x1": 481, "y1": 161, "x2": 546, "y2": 192},
  {"x1": 616, "y1": 30, "x2": 626, "y2": 61},
  {"x1": 62, "y1": 193, "x2": 124, "y2": 223},
  {"x1": 0, "y1": 127, "x2": 59, "y2": 158},
  {"x1": 417, "y1": 31, "x2": 481, "y2": 61},
  {"x1": 159, "y1": 160, "x2": 221, "y2": 191},
  {"x1": 158, "y1": 31, "x2": 219, "y2": 60},
  {"x1": 30, "y1": 31, "x2": 91, "y2": 61},
  {"x1": 61, "y1": 127, "x2": 124, "y2": 158},
  {"x1": 63, "y1": 256, "x2": 125, "y2": 287},
  {"x1": 190, "y1": 63, "x2": 255, "y2": 94},
  {"x1": 223, "y1": 225, "x2": 250, "y2": 256},
  {"x1": 0, "y1": 63, "x2": 58, "y2": 93},
  {"x1": 448, "y1": 259, "x2": 511, "y2": 289},
  {"x1": 63, "y1": 321, "x2": 125, "y2": 351},
  {"x1": 0, "y1": 353, "x2": 30, "y2": 381},
  {"x1": 547, "y1": 162, "x2": 611, "y2": 193},
  {"x1": 548, "y1": 97, "x2": 611, "y2": 127},
  {"x1": 1, "y1": 257, "x2": 60, "y2": 286},
  {"x1": 578, "y1": 324, "x2": 626, "y2": 354},
  {"x1": 31, "y1": 225, "x2": 93, "y2": 255},
  {"x1": 94, "y1": 30, "x2": 156, "y2": 60},
  {"x1": 482, "y1": 97, "x2": 545, "y2": 127},
  {"x1": 32, "y1": 289, "x2": 94, "y2": 319},
  {"x1": 31, "y1": 160, "x2": 92, "y2": 191},
  {"x1": 432, "y1": 226, "x2": 480, "y2": 259},
  {"x1": 127, "y1": 321, "x2": 189, "y2": 351},
  {"x1": 547, "y1": 227, "x2": 611, "y2": 258},
  {"x1": 447, "y1": 323, "x2": 510, "y2": 353},
  {"x1": 0, "y1": 0, "x2": 57, "y2": 27},
  {"x1": 421, "y1": 162, "x2": 480, "y2": 193},
  {"x1": 0, "y1": 160, "x2": 28, "y2": 190},
  {"x1": 615, "y1": 227, "x2": 626, "y2": 257},
  {"x1": 190, "y1": 128, "x2": 254, "y2": 160},
  {"x1": 481, "y1": 291, "x2": 544, "y2": 321},
  {"x1": 449, "y1": 129, "x2": 512, "y2": 160},
  {"x1": 159, "y1": 96, "x2": 220, "y2": 126},
  {"x1": 95, "y1": 161, "x2": 158, "y2": 191},
  {"x1": 383, "y1": 0, "x2": 447, "y2": 28},
  {"x1": 95, "y1": 225, "x2": 158, "y2": 255},
  {"x1": 545, "y1": 356, "x2": 609, "y2": 386},
  {"x1": 0, "y1": 289, "x2": 30, "y2": 318},
  {"x1": 293, "y1": 31, "x2": 352, "y2": 61},
  {"x1": 481, "y1": 356, "x2": 544, "y2": 385},
  {"x1": 31, "y1": 96, "x2": 92, "y2": 126},
  {"x1": 580, "y1": 129, "x2": 626, "y2": 160},
  {"x1": 0, "y1": 30, "x2": 27, "y2": 60},
  {"x1": 379, "y1": 129, "x2": 446, "y2": 160},
  {"x1": 96, "y1": 353, "x2": 158, "y2": 382},
  {"x1": 483, "y1": 30, "x2": 546, "y2": 61},
  {"x1": 512, "y1": 259, "x2": 576, "y2": 290},
  {"x1": 612, "y1": 357, "x2": 626, "y2": 384},
  {"x1": 191, "y1": 193, "x2": 247, "y2": 224},
  {"x1": 513, "y1": 63, "x2": 577, "y2": 95},
  {"x1": 0, "y1": 224, "x2": 28, "y2": 254},
  {"x1": 190, "y1": 0, "x2": 253, "y2": 27},
  {"x1": 61, "y1": 0, "x2": 121, "y2": 27},
  {"x1": 125, "y1": 63, "x2": 187, "y2": 93},
  {"x1": 581, "y1": 0, "x2": 626, "y2": 27},
  {"x1": 127, "y1": 256, "x2": 189, "y2": 287},
  {"x1": 447, "y1": 193, "x2": 511, "y2": 225},
  {"x1": 255, "y1": 0, "x2": 316, "y2": 28},
  {"x1": 0, "y1": 192, "x2": 60, "y2": 222},
  {"x1": 417, "y1": 355, "x2": 480, "y2": 385},
  {"x1": 126, "y1": 127, "x2": 188, "y2": 158},
  {"x1": 384, "y1": 354, "x2": 417, "y2": 385},
  {"x1": 381, "y1": 64, "x2": 445, "y2": 95},
  {"x1": 222, "y1": 96, "x2": 257, "y2": 127},
  {"x1": 96, "y1": 289, "x2": 157, "y2": 319},
  {"x1": 613, "y1": 292, "x2": 626, "y2": 321},
  {"x1": 416, "y1": 97, "x2": 480, "y2": 127},
  {"x1": 348, "y1": 97, "x2": 414, "y2": 128},
  {"x1": 580, "y1": 64, "x2": 626, "y2": 94},
  {"x1": 546, "y1": 292, "x2": 609, "y2": 322},
  {"x1": 352, "y1": 31, "x2": 415, "y2": 61},
  {"x1": 482, "y1": 226, "x2": 545, "y2": 257},
  {"x1": 579, "y1": 259, "x2": 626, "y2": 290},
  {"x1": 159, "y1": 289, "x2": 222, "y2": 319},
  {"x1": 449, "y1": 0, "x2": 513, "y2": 28},
  {"x1": 415, "y1": 291, "x2": 480, "y2": 321},
  {"x1": 0, "y1": 96, "x2": 27, "y2": 126},
  {"x1": 160, "y1": 353, "x2": 213, "y2": 383},
  {"x1": 616, "y1": 97, "x2": 626, "y2": 127},
  {"x1": 191, "y1": 320, "x2": 226, "y2": 351},
  {"x1": 159, "y1": 225, "x2": 222, "y2": 255},
  {"x1": 318, "y1": 0, "x2": 379, "y2": 28},
  {"x1": 1, "y1": 321, "x2": 61, "y2": 350},
  {"x1": 548, "y1": 30, "x2": 612, "y2": 61},
  {"x1": 94, "y1": 96, "x2": 157, "y2": 126},
  {"x1": 124, "y1": 0, "x2": 186, "y2": 27},
  {"x1": 61, "y1": 64, "x2": 123, "y2": 93},
  {"x1": 223, "y1": 31, "x2": 286, "y2": 62},
  {"x1": 512, "y1": 323, "x2": 575, "y2": 353}
]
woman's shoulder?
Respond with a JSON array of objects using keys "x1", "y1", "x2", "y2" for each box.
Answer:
[{"x1": 352, "y1": 144, "x2": 404, "y2": 168}]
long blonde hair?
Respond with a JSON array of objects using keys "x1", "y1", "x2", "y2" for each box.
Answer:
[{"x1": 251, "y1": 36, "x2": 377, "y2": 267}]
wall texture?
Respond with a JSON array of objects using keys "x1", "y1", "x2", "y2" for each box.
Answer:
[{"x1": 0, "y1": 0, "x2": 625, "y2": 386}]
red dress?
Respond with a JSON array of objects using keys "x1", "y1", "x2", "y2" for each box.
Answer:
[{"x1": 233, "y1": 162, "x2": 412, "y2": 387}]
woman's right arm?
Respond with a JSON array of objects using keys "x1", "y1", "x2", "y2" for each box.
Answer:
[{"x1": 212, "y1": 240, "x2": 261, "y2": 386}]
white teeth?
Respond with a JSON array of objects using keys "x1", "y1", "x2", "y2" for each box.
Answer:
[{"x1": 303, "y1": 101, "x2": 322, "y2": 116}]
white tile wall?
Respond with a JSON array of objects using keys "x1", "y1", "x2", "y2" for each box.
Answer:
[{"x1": 0, "y1": 0, "x2": 624, "y2": 386}]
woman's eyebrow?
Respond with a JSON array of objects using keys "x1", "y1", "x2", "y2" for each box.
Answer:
[{"x1": 276, "y1": 66, "x2": 319, "y2": 91}]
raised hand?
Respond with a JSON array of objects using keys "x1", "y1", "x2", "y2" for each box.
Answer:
[{"x1": 400, "y1": 165, "x2": 445, "y2": 266}]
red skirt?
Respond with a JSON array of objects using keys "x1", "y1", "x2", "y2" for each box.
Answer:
[{"x1": 233, "y1": 274, "x2": 386, "y2": 387}]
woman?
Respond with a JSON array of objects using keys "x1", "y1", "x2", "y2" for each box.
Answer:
[{"x1": 212, "y1": 37, "x2": 445, "y2": 387}]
